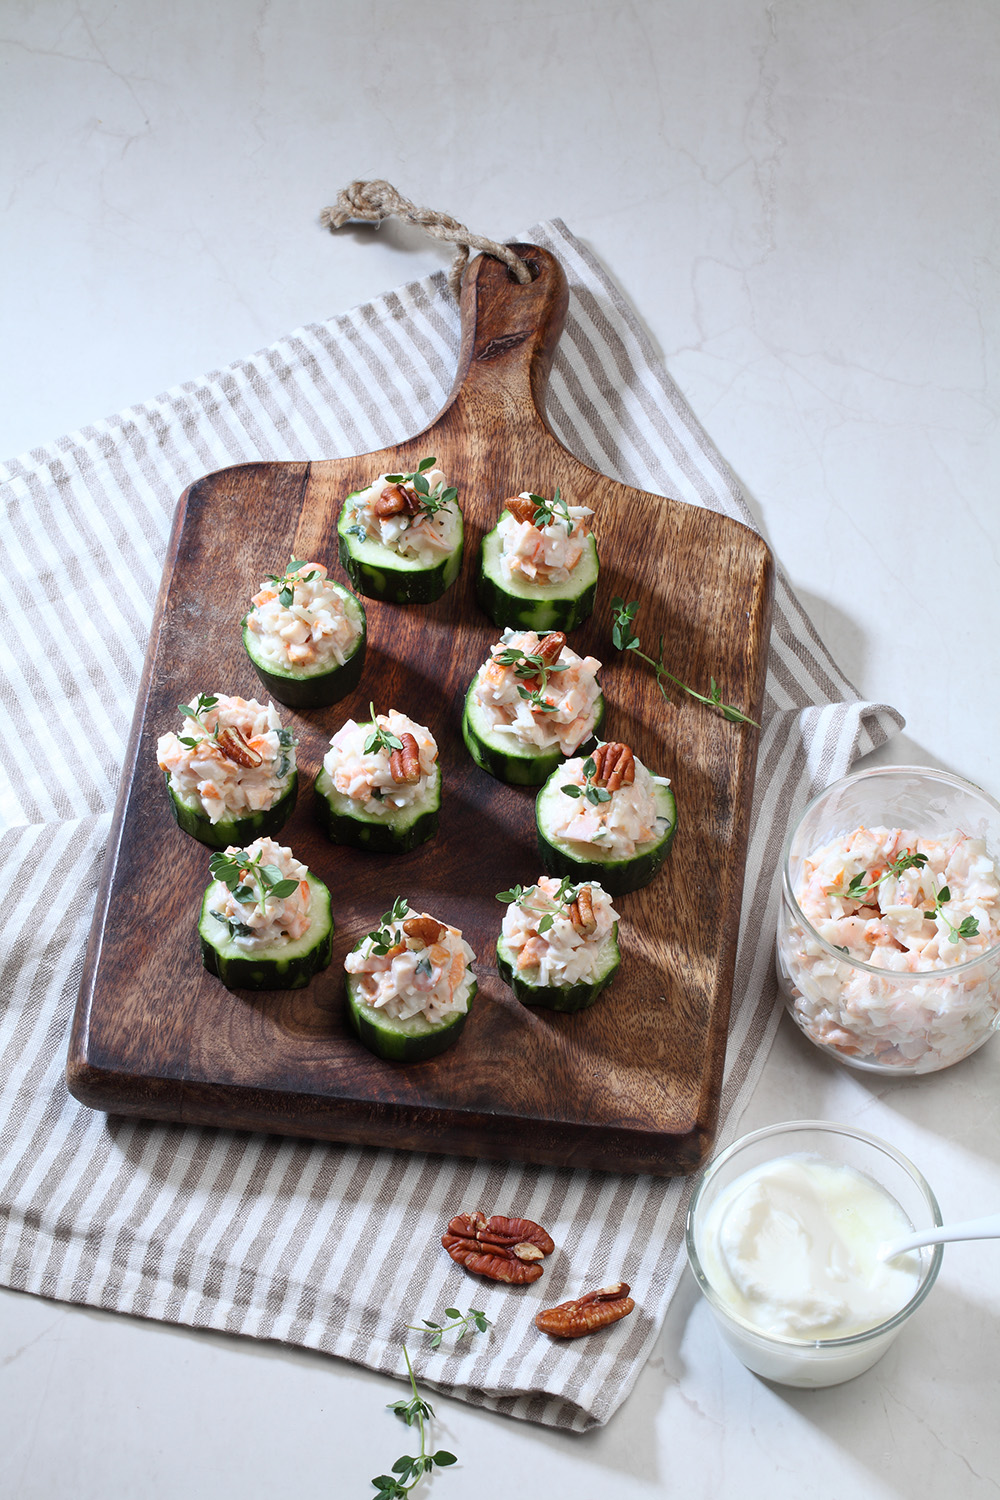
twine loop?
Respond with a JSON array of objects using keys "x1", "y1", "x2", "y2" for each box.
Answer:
[{"x1": 320, "y1": 179, "x2": 533, "y2": 298}]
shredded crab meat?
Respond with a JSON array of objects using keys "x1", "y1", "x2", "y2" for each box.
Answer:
[
  {"x1": 157, "y1": 694, "x2": 295, "y2": 823},
  {"x1": 545, "y1": 750, "x2": 669, "y2": 859},
  {"x1": 244, "y1": 561, "x2": 361, "y2": 671},
  {"x1": 496, "y1": 493, "x2": 592, "y2": 585},
  {"x1": 778, "y1": 824, "x2": 1000, "y2": 1071},
  {"x1": 344, "y1": 907, "x2": 476, "y2": 1025},
  {"x1": 322, "y1": 711, "x2": 437, "y2": 815},
  {"x1": 206, "y1": 837, "x2": 311, "y2": 951},
  {"x1": 502, "y1": 877, "x2": 619, "y2": 986},
  {"x1": 473, "y1": 628, "x2": 602, "y2": 755},
  {"x1": 344, "y1": 467, "x2": 459, "y2": 567}
]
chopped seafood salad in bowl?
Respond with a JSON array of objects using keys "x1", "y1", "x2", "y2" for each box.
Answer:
[
  {"x1": 244, "y1": 560, "x2": 362, "y2": 672},
  {"x1": 496, "y1": 491, "x2": 593, "y2": 585},
  {"x1": 157, "y1": 693, "x2": 296, "y2": 826},
  {"x1": 777, "y1": 766, "x2": 1000, "y2": 1073},
  {"x1": 472, "y1": 628, "x2": 602, "y2": 755},
  {"x1": 343, "y1": 462, "x2": 459, "y2": 566}
]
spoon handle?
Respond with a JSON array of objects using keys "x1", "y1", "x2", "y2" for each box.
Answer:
[{"x1": 880, "y1": 1210, "x2": 1000, "y2": 1260}]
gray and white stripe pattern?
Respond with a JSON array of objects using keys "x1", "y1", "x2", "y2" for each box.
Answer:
[{"x1": 0, "y1": 220, "x2": 902, "y2": 1430}]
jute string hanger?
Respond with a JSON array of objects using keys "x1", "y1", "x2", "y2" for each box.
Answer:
[{"x1": 321, "y1": 180, "x2": 533, "y2": 299}]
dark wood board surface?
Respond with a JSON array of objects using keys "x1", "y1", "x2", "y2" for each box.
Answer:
[{"x1": 68, "y1": 246, "x2": 774, "y2": 1175}]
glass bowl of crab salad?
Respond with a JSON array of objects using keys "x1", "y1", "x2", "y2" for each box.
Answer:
[{"x1": 776, "y1": 766, "x2": 1000, "y2": 1074}]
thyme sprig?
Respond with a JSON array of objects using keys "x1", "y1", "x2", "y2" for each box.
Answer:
[
  {"x1": 496, "y1": 875, "x2": 577, "y2": 934},
  {"x1": 610, "y1": 598, "x2": 759, "y2": 727},
  {"x1": 833, "y1": 849, "x2": 981, "y2": 945},
  {"x1": 526, "y1": 486, "x2": 573, "y2": 532},
  {"x1": 265, "y1": 558, "x2": 317, "y2": 608},
  {"x1": 366, "y1": 896, "x2": 409, "y2": 956},
  {"x1": 559, "y1": 755, "x2": 612, "y2": 807},
  {"x1": 365, "y1": 704, "x2": 404, "y2": 757},
  {"x1": 176, "y1": 692, "x2": 219, "y2": 747},
  {"x1": 384, "y1": 456, "x2": 457, "y2": 518},
  {"x1": 372, "y1": 1308, "x2": 491, "y2": 1498},
  {"x1": 493, "y1": 644, "x2": 569, "y2": 716},
  {"x1": 208, "y1": 847, "x2": 300, "y2": 915}
]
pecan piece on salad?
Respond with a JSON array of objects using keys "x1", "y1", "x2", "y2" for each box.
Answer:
[
  {"x1": 567, "y1": 885, "x2": 597, "y2": 936},
  {"x1": 535, "y1": 631, "x2": 567, "y2": 667},
  {"x1": 216, "y1": 725, "x2": 263, "y2": 769},
  {"x1": 535, "y1": 1283, "x2": 635, "y2": 1338},
  {"x1": 591, "y1": 741, "x2": 635, "y2": 791},
  {"x1": 389, "y1": 732, "x2": 421, "y2": 785},
  {"x1": 372, "y1": 482, "x2": 417, "y2": 519},
  {"x1": 504, "y1": 495, "x2": 537, "y2": 526},
  {"x1": 402, "y1": 915, "x2": 447, "y2": 947},
  {"x1": 443, "y1": 1210, "x2": 555, "y2": 1283}
]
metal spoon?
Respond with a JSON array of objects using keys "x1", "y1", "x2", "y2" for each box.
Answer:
[{"x1": 878, "y1": 1210, "x2": 1000, "y2": 1261}]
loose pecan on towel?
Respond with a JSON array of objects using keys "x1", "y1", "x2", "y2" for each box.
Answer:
[
  {"x1": 535, "y1": 1283, "x2": 635, "y2": 1338},
  {"x1": 442, "y1": 1210, "x2": 555, "y2": 1284}
]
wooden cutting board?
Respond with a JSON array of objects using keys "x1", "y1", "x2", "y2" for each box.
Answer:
[{"x1": 68, "y1": 245, "x2": 773, "y2": 1176}]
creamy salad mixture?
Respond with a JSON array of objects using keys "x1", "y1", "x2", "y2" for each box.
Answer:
[
  {"x1": 157, "y1": 694, "x2": 295, "y2": 823},
  {"x1": 206, "y1": 837, "x2": 311, "y2": 951},
  {"x1": 323, "y1": 710, "x2": 438, "y2": 816},
  {"x1": 547, "y1": 751, "x2": 669, "y2": 858},
  {"x1": 345, "y1": 903, "x2": 476, "y2": 1025},
  {"x1": 473, "y1": 629, "x2": 602, "y2": 755},
  {"x1": 779, "y1": 824, "x2": 1000, "y2": 1070},
  {"x1": 501, "y1": 877, "x2": 618, "y2": 986},
  {"x1": 244, "y1": 561, "x2": 361, "y2": 671},
  {"x1": 344, "y1": 465, "x2": 459, "y2": 566},
  {"x1": 496, "y1": 493, "x2": 592, "y2": 585}
]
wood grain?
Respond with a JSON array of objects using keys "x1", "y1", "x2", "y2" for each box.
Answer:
[{"x1": 68, "y1": 245, "x2": 774, "y2": 1175}]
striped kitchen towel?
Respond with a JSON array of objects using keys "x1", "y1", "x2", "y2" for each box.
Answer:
[{"x1": 0, "y1": 219, "x2": 902, "y2": 1430}]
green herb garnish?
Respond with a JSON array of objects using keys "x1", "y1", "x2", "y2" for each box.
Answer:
[
  {"x1": 365, "y1": 705, "x2": 404, "y2": 756},
  {"x1": 610, "y1": 598, "x2": 759, "y2": 726},
  {"x1": 366, "y1": 895, "x2": 410, "y2": 956},
  {"x1": 492, "y1": 643, "x2": 569, "y2": 716},
  {"x1": 208, "y1": 847, "x2": 300, "y2": 915},
  {"x1": 265, "y1": 558, "x2": 318, "y2": 608},
  {"x1": 835, "y1": 849, "x2": 929, "y2": 903},
  {"x1": 922, "y1": 885, "x2": 981, "y2": 944},
  {"x1": 371, "y1": 1309, "x2": 491, "y2": 1498},
  {"x1": 176, "y1": 692, "x2": 219, "y2": 747},
  {"x1": 559, "y1": 755, "x2": 613, "y2": 806},
  {"x1": 526, "y1": 487, "x2": 573, "y2": 533},
  {"x1": 384, "y1": 456, "x2": 457, "y2": 519},
  {"x1": 495, "y1": 875, "x2": 578, "y2": 934}
]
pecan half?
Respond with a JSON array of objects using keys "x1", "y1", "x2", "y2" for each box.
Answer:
[
  {"x1": 535, "y1": 631, "x2": 566, "y2": 668},
  {"x1": 591, "y1": 741, "x2": 635, "y2": 791},
  {"x1": 402, "y1": 915, "x2": 446, "y2": 947},
  {"x1": 535, "y1": 1283, "x2": 635, "y2": 1338},
  {"x1": 373, "y1": 482, "x2": 419, "y2": 519},
  {"x1": 216, "y1": 725, "x2": 262, "y2": 768},
  {"x1": 567, "y1": 885, "x2": 597, "y2": 936},
  {"x1": 504, "y1": 495, "x2": 537, "y2": 526},
  {"x1": 389, "y1": 732, "x2": 421, "y2": 784},
  {"x1": 443, "y1": 1211, "x2": 555, "y2": 1283}
]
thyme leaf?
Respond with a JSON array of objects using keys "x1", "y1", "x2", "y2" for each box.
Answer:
[
  {"x1": 365, "y1": 704, "x2": 405, "y2": 756},
  {"x1": 265, "y1": 558, "x2": 318, "y2": 607},
  {"x1": 526, "y1": 486, "x2": 574, "y2": 533}
]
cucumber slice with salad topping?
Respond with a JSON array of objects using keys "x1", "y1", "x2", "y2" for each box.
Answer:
[
  {"x1": 535, "y1": 744, "x2": 677, "y2": 895},
  {"x1": 337, "y1": 459, "x2": 463, "y2": 605},
  {"x1": 199, "y1": 841, "x2": 333, "y2": 990},
  {"x1": 167, "y1": 771, "x2": 298, "y2": 850},
  {"x1": 315, "y1": 709, "x2": 441, "y2": 853},
  {"x1": 242, "y1": 561, "x2": 367, "y2": 710},
  {"x1": 476, "y1": 490, "x2": 599, "y2": 632},
  {"x1": 495, "y1": 929, "x2": 620, "y2": 1012},
  {"x1": 495, "y1": 874, "x2": 621, "y2": 1013},
  {"x1": 462, "y1": 676, "x2": 604, "y2": 785}
]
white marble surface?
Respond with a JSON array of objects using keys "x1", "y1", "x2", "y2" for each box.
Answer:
[{"x1": 3, "y1": 2, "x2": 999, "y2": 1496}]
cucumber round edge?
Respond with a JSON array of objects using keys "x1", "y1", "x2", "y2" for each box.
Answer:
[
  {"x1": 535, "y1": 776, "x2": 677, "y2": 895},
  {"x1": 495, "y1": 928, "x2": 620, "y2": 1012},
  {"x1": 345, "y1": 972, "x2": 477, "y2": 1062},
  {"x1": 314, "y1": 762, "x2": 440, "y2": 853},
  {"x1": 476, "y1": 525, "x2": 599, "y2": 633},
  {"x1": 198, "y1": 872, "x2": 333, "y2": 990},
  {"x1": 241, "y1": 586, "x2": 367, "y2": 709},
  {"x1": 461, "y1": 673, "x2": 605, "y2": 786},
  {"x1": 337, "y1": 503, "x2": 463, "y2": 604},
  {"x1": 165, "y1": 772, "x2": 298, "y2": 849}
]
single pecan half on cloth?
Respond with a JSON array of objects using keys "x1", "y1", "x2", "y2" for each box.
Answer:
[
  {"x1": 535, "y1": 1283, "x2": 635, "y2": 1337},
  {"x1": 442, "y1": 1210, "x2": 555, "y2": 1284}
]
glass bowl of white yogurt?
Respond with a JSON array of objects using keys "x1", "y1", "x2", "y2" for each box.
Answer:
[
  {"x1": 776, "y1": 765, "x2": 1000, "y2": 1073},
  {"x1": 685, "y1": 1120, "x2": 943, "y2": 1387}
]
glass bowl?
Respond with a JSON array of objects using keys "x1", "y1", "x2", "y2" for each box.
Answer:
[
  {"x1": 776, "y1": 765, "x2": 1000, "y2": 1074},
  {"x1": 685, "y1": 1120, "x2": 943, "y2": 1388}
]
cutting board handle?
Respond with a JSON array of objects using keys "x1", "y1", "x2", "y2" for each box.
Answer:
[{"x1": 438, "y1": 244, "x2": 570, "y2": 432}]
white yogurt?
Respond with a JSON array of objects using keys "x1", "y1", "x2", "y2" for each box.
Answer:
[{"x1": 695, "y1": 1154, "x2": 923, "y2": 1385}]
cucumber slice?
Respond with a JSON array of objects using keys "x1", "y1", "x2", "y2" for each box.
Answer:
[
  {"x1": 199, "y1": 871, "x2": 333, "y2": 989},
  {"x1": 241, "y1": 585, "x2": 367, "y2": 709},
  {"x1": 535, "y1": 774, "x2": 677, "y2": 895},
  {"x1": 461, "y1": 671, "x2": 604, "y2": 786},
  {"x1": 344, "y1": 930, "x2": 477, "y2": 1061},
  {"x1": 476, "y1": 524, "x2": 599, "y2": 632},
  {"x1": 314, "y1": 760, "x2": 441, "y2": 853},
  {"x1": 496, "y1": 927, "x2": 620, "y2": 1012},
  {"x1": 165, "y1": 772, "x2": 298, "y2": 849},
  {"x1": 337, "y1": 501, "x2": 463, "y2": 604}
]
